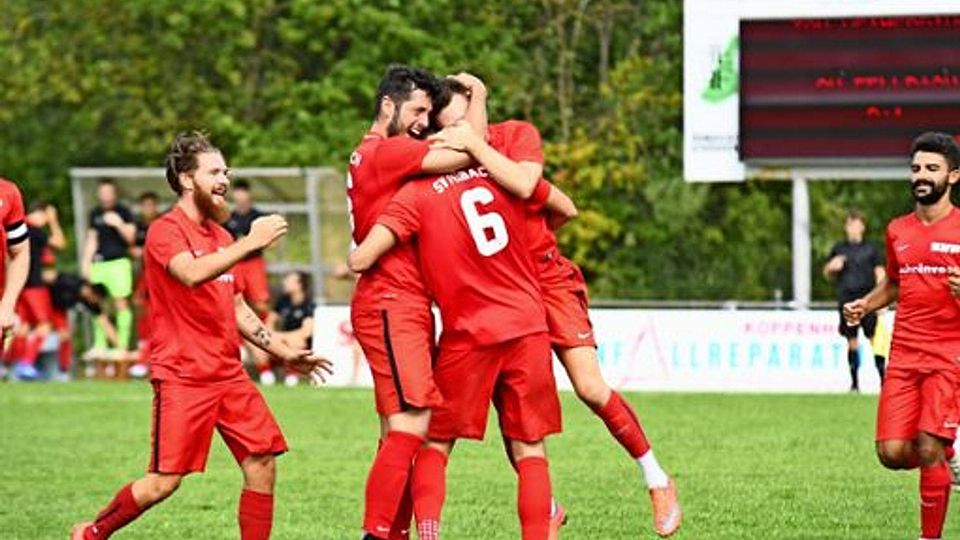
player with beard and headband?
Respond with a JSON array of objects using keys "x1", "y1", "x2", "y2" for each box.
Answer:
[
  {"x1": 430, "y1": 77, "x2": 682, "y2": 537},
  {"x1": 71, "y1": 131, "x2": 333, "y2": 540},
  {"x1": 844, "y1": 131, "x2": 960, "y2": 540},
  {"x1": 349, "y1": 65, "x2": 513, "y2": 540}
]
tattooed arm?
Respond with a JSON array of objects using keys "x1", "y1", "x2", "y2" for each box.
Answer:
[{"x1": 235, "y1": 294, "x2": 333, "y2": 379}]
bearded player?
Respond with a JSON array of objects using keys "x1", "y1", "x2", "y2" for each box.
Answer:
[
  {"x1": 433, "y1": 78, "x2": 681, "y2": 536},
  {"x1": 349, "y1": 65, "x2": 499, "y2": 540},
  {"x1": 71, "y1": 132, "x2": 331, "y2": 540},
  {"x1": 845, "y1": 131, "x2": 960, "y2": 540},
  {"x1": 350, "y1": 115, "x2": 562, "y2": 540}
]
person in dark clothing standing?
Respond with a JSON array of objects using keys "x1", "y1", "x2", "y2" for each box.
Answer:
[
  {"x1": 81, "y1": 179, "x2": 136, "y2": 354},
  {"x1": 824, "y1": 209, "x2": 886, "y2": 391}
]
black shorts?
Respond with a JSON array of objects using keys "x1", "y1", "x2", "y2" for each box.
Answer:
[{"x1": 837, "y1": 302, "x2": 877, "y2": 339}]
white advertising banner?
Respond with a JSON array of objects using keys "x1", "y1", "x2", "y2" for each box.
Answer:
[
  {"x1": 682, "y1": 0, "x2": 960, "y2": 182},
  {"x1": 313, "y1": 306, "x2": 890, "y2": 394}
]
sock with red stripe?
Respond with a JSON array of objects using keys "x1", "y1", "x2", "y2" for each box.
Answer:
[
  {"x1": 83, "y1": 483, "x2": 145, "y2": 539},
  {"x1": 58, "y1": 336, "x2": 73, "y2": 373},
  {"x1": 388, "y1": 481, "x2": 414, "y2": 540},
  {"x1": 363, "y1": 430, "x2": 424, "y2": 537},
  {"x1": 238, "y1": 489, "x2": 274, "y2": 540},
  {"x1": 516, "y1": 457, "x2": 552, "y2": 540},
  {"x1": 412, "y1": 446, "x2": 448, "y2": 540},
  {"x1": 920, "y1": 461, "x2": 951, "y2": 539}
]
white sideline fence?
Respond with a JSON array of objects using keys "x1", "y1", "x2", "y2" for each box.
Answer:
[{"x1": 312, "y1": 307, "x2": 891, "y2": 394}]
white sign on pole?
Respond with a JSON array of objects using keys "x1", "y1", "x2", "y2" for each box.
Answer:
[{"x1": 682, "y1": 0, "x2": 960, "y2": 182}]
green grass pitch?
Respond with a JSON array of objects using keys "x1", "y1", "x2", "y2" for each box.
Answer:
[{"x1": 0, "y1": 382, "x2": 953, "y2": 539}]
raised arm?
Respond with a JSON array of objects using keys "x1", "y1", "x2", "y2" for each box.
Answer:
[
  {"x1": 430, "y1": 120, "x2": 538, "y2": 199},
  {"x1": 347, "y1": 224, "x2": 398, "y2": 273},
  {"x1": 167, "y1": 215, "x2": 286, "y2": 287}
]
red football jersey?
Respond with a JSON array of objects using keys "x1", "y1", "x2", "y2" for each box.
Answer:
[
  {"x1": 0, "y1": 179, "x2": 27, "y2": 294},
  {"x1": 348, "y1": 132, "x2": 432, "y2": 309},
  {"x1": 885, "y1": 207, "x2": 960, "y2": 364},
  {"x1": 378, "y1": 165, "x2": 548, "y2": 349},
  {"x1": 486, "y1": 121, "x2": 562, "y2": 262},
  {"x1": 144, "y1": 206, "x2": 245, "y2": 382}
]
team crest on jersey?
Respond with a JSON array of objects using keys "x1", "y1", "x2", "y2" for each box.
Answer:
[
  {"x1": 350, "y1": 152, "x2": 362, "y2": 166},
  {"x1": 217, "y1": 273, "x2": 235, "y2": 284},
  {"x1": 931, "y1": 241, "x2": 960, "y2": 254}
]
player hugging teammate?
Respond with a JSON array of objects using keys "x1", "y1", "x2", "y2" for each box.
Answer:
[{"x1": 348, "y1": 66, "x2": 680, "y2": 539}]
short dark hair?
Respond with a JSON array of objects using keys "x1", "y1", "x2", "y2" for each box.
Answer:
[
  {"x1": 845, "y1": 209, "x2": 865, "y2": 224},
  {"x1": 28, "y1": 201, "x2": 48, "y2": 213},
  {"x1": 292, "y1": 270, "x2": 313, "y2": 298},
  {"x1": 430, "y1": 78, "x2": 470, "y2": 123},
  {"x1": 138, "y1": 191, "x2": 159, "y2": 203},
  {"x1": 232, "y1": 179, "x2": 251, "y2": 192},
  {"x1": 373, "y1": 65, "x2": 440, "y2": 119},
  {"x1": 98, "y1": 178, "x2": 117, "y2": 189},
  {"x1": 164, "y1": 131, "x2": 220, "y2": 195},
  {"x1": 910, "y1": 131, "x2": 960, "y2": 171}
]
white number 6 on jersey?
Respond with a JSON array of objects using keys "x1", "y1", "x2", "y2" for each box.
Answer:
[{"x1": 460, "y1": 187, "x2": 509, "y2": 256}]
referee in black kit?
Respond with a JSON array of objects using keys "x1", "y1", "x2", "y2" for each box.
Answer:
[{"x1": 823, "y1": 209, "x2": 887, "y2": 392}]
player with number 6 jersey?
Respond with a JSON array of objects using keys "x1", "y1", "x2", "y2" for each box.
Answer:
[{"x1": 350, "y1": 85, "x2": 563, "y2": 540}]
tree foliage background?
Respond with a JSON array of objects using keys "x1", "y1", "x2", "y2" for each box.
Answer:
[{"x1": 0, "y1": 0, "x2": 917, "y2": 301}]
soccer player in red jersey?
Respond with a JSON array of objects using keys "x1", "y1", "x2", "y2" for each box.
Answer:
[
  {"x1": 0, "y1": 178, "x2": 30, "y2": 352},
  {"x1": 435, "y1": 80, "x2": 682, "y2": 537},
  {"x1": 8, "y1": 202, "x2": 67, "y2": 378},
  {"x1": 350, "y1": 113, "x2": 564, "y2": 539},
  {"x1": 349, "y1": 66, "x2": 499, "y2": 540},
  {"x1": 845, "y1": 132, "x2": 960, "y2": 540},
  {"x1": 71, "y1": 132, "x2": 331, "y2": 540}
]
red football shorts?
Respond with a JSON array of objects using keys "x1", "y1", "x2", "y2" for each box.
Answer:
[
  {"x1": 429, "y1": 332, "x2": 562, "y2": 443},
  {"x1": 876, "y1": 346, "x2": 960, "y2": 442},
  {"x1": 16, "y1": 286, "x2": 55, "y2": 326},
  {"x1": 149, "y1": 377, "x2": 287, "y2": 474},
  {"x1": 539, "y1": 255, "x2": 596, "y2": 348},
  {"x1": 351, "y1": 305, "x2": 441, "y2": 416},
  {"x1": 234, "y1": 256, "x2": 270, "y2": 307},
  {"x1": 51, "y1": 308, "x2": 69, "y2": 332}
]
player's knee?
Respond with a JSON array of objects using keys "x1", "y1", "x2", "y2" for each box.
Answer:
[
  {"x1": 142, "y1": 474, "x2": 182, "y2": 502},
  {"x1": 509, "y1": 439, "x2": 545, "y2": 461},
  {"x1": 242, "y1": 454, "x2": 276, "y2": 491},
  {"x1": 876, "y1": 442, "x2": 910, "y2": 469},
  {"x1": 916, "y1": 442, "x2": 943, "y2": 467},
  {"x1": 572, "y1": 377, "x2": 610, "y2": 408}
]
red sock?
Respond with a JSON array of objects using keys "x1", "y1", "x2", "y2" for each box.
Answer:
[
  {"x1": 388, "y1": 481, "x2": 414, "y2": 540},
  {"x1": 411, "y1": 446, "x2": 448, "y2": 540},
  {"x1": 946, "y1": 446, "x2": 955, "y2": 461},
  {"x1": 516, "y1": 457, "x2": 552, "y2": 540},
  {"x1": 920, "y1": 462, "x2": 951, "y2": 539},
  {"x1": 83, "y1": 483, "x2": 145, "y2": 539},
  {"x1": 591, "y1": 391, "x2": 651, "y2": 458},
  {"x1": 22, "y1": 332, "x2": 46, "y2": 364},
  {"x1": 59, "y1": 336, "x2": 73, "y2": 372},
  {"x1": 239, "y1": 489, "x2": 274, "y2": 540},
  {"x1": 363, "y1": 430, "x2": 424, "y2": 536}
]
